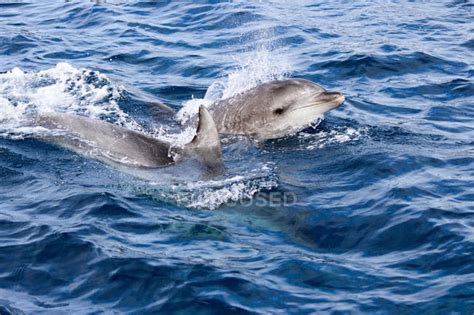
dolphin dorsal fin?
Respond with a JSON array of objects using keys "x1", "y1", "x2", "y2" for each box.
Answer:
[
  {"x1": 190, "y1": 105, "x2": 221, "y2": 151},
  {"x1": 184, "y1": 105, "x2": 223, "y2": 174}
]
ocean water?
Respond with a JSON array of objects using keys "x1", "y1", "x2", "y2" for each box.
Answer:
[{"x1": 0, "y1": 1, "x2": 473, "y2": 314}]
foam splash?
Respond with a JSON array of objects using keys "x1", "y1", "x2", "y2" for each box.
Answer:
[
  {"x1": 0, "y1": 63, "x2": 144, "y2": 136},
  {"x1": 179, "y1": 175, "x2": 278, "y2": 209},
  {"x1": 131, "y1": 163, "x2": 278, "y2": 210},
  {"x1": 224, "y1": 49, "x2": 292, "y2": 99},
  {"x1": 177, "y1": 48, "x2": 293, "y2": 124},
  {"x1": 298, "y1": 127, "x2": 367, "y2": 150}
]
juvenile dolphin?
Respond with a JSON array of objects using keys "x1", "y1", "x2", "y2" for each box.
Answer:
[
  {"x1": 186, "y1": 79, "x2": 345, "y2": 141},
  {"x1": 35, "y1": 106, "x2": 221, "y2": 170}
]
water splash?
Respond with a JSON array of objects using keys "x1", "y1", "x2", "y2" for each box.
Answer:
[
  {"x1": 130, "y1": 163, "x2": 278, "y2": 210},
  {"x1": 297, "y1": 126, "x2": 367, "y2": 150},
  {"x1": 177, "y1": 47, "x2": 293, "y2": 124},
  {"x1": 223, "y1": 48, "x2": 292, "y2": 99},
  {"x1": 0, "y1": 63, "x2": 145, "y2": 136}
]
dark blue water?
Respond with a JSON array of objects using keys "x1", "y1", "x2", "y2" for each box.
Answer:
[{"x1": 0, "y1": 2, "x2": 473, "y2": 314}]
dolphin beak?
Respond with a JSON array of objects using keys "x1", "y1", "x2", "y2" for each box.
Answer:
[
  {"x1": 318, "y1": 91, "x2": 345, "y2": 110},
  {"x1": 289, "y1": 90, "x2": 345, "y2": 115}
]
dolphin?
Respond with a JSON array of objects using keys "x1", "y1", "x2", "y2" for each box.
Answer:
[
  {"x1": 184, "y1": 79, "x2": 345, "y2": 141},
  {"x1": 35, "y1": 105, "x2": 222, "y2": 171}
]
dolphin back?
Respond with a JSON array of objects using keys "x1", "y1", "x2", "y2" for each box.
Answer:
[
  {"x1": 36, "y1": 112, "x2": 174, "y2": 168},
  {"x1": 35, "y1": 106, "x2": 222, "y2": 172}
]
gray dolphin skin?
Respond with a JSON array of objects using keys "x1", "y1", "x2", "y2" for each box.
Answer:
[
  {"x1": 195, "y1": 79, "x2": 345, "y2": 140},
  {"x1": 36, "y1": 105, "x2": 221, "y2": 170}
]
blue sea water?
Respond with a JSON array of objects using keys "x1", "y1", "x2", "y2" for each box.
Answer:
[{"x1": 0, "y1": 1, "x2": 473, "y2": 313}]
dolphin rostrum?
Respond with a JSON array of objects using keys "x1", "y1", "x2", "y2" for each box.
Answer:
[
  {"x1": 185, "y1": 79, "x2": 345, "y2": 141},
  {"x1": 35, "y1": 105, "x2": 222, "y2": 170}
]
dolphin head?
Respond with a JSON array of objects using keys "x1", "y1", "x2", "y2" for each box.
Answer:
[{"x1": 238, "y1": 79, "x2": 345, "y2": 140}]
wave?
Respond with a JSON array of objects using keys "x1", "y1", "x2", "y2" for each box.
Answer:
[{"x1": 313, "y1": 52, "x2": 468, "y2": 79}]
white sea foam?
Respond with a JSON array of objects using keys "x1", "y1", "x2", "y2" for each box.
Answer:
[
  {"x1": 135, "y1": 163, "x2": 278, "y2": 210},
  {"x1": 298, "y1": 126, "x2": 367, "y2": 150},
  {"x1": 0, "y1": 63, "x2": 138, "y2": 135}
]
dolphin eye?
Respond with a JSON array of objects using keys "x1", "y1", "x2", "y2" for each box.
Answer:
[{"x1": 273, "y1": 108, "x2": 285, "y2": 115}]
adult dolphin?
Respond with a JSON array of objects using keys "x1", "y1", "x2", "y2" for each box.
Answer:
[
  {"x1": 35, "y1": 106, "x2": 222, "y2": 171},
  {"x1": 183, "y1": 79, "x2": 345, "y2": 141}
]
